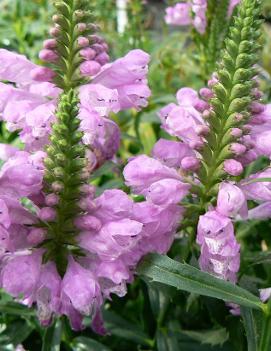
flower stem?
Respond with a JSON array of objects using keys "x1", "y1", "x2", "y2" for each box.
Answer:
[{"x1": 259, "y1": 301, "x2": 271, "y2": 351}]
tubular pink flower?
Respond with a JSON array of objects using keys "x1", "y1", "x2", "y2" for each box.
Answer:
[{"x1": 197, "y1": 210, "x2": 240, "y2": 283}]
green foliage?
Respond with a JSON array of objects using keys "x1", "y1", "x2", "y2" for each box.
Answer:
[{"x1": 137, "y1": 253, "x2": 264, "y2": 311}]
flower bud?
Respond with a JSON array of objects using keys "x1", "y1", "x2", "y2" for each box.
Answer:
[
  {"x1": 200, "y1": 87, "x2": 214, "y2": 100},
  {"x1": 45, "y1": 194, "x2": 59, "y2": 206},
  {"x1": 30, "y1": 67, "x2": 55, "y2": 82},
  {"x1": 80, "y1": 48, "x2": 96, "y2": 60},
  {"x1": 230, "y1": 143, "x2": 246, "y2": 155},
  {"x1": 224, "y1": 159, "x2": 243, "y2": 176},
  {"x1": 80, "y1": 184, "x2": 96, "y2": 195},
  {"x1": 77, "y1": 37, "x2": 89, "y2": 47},
  {"x1": 27, "y1": 228, "x2": 46, "y2": 245},
  {"x1": 91, "y1": 44, "x2": 104, "y2": 54},
  {"x1": 234, "y1": 113, "x2": 244, "y2": 122},
  {"x1": 39, "y1": 207, "x2": 56, "y2": 221},
  {"x1": 52, "y1": 181, "x2": 64, "y2": 192},
  {"x1": 102, "y1": 42, "x2": 109, "y2": 51},
  {"x1": 76, "y1": 23, "x2": 87, "y2": 32},
  {"x1": 202, "y1": 109, "x2": 212, "y2": 119},
  {"x1": 181, "y1": 156, "x2": 200, "y2": 171},
  {"x1": 195, "y1": 100, "x2": 209, "y2": 112},
  {"x1": 230, "y1": 128, "x2": 242, "y2": 138},
  {"x1": 79, "y1": 197, "x2": 96, "y2": 211},
  {"x1": 74, "y1": 215, "x2": 102, "y2": 231},
  {"x1": 43, "y1": 39, "x2": 57, "y2": 49},
  {"x1": 39, "y1": 49, "x2": 58, "y2": 62},
  {"x1": 80, "y1": 60, "x2": 101, "y2": 76},
  {"x1": 49, "y1": 25, "x2": 60, "y2": 37},
  {"x1": 250, "y1": 102, "x2": 265, "y2": 114},
  {"x1": 196, "y1": 125, "x2": 210, "y2": 136},
  {"x1": 95, "y1": 52, "x2": 110, "y2": 65}
]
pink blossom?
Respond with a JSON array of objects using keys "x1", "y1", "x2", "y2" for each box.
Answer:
[
  {"x1": 165, "y1": 3, "x2": 192, "y2": 26},
  {"x1": 197, "y1": 210, "x2": 240, "y2": 283},
  {"x1": 217, "y1": 182, "x2": 247, "y2": 218}
]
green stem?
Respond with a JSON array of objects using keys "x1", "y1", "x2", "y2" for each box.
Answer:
[{"x1": 259, "y1": 301, "x2": 271, "y2": 351}]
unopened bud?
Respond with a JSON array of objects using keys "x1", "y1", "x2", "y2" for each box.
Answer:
[
  {"x1": 230, "y1": 143, "x2": 247, "y2": 155},
  {"x1": 49, "y1": 25, "x2": 60, "y2": 37},
  {"x1": 196, "y1": 125, "x2": 210, "y2": 136},
  {"x1": 77, "y1": 36, "x2": 89, "y2": 47},
  {"x1": 39, "y1": 49, "x2": 58, "y2": 62},
  {"x1": 224, "y1": 159, "x2": 243, "y2": 176},
  {"x1": 230, "y1": 128, "x2": 243, "y2": 138},
  {"x1": 30, "y1": 67, "x2": 55, "y2": 82},
  {"x1": 250, "y1": 102, "x2": 265, "y2": 114},
  {"x1": 200, "y1": 87, "x2": 214, "y2": 100},
  {"x1": 52, "y1": 181, "x2": 64, "y2": 192},
  {"x1": 181, "y1": 156, "x2": 200, "y2": 171},
  {"x1": 80, "y1": 48, "x2": 96, "y2": 60},
  {"x1": 43, "y1": 39, "x2": 57, "y2": 49},
  {"x1": 45, "y1": 194, "x2": 59, "y2": 206},
  {"x1": 39, "y1": 207, "x2": 56, "y2": 221},
  {"x1": 27, "y1": 228, "x2": 46, "y2": 245},
  {"x1": 76, "y1": 23, "x2": 87, "y2": 32},
  {"x1": 80, "y1": 60, "x2": 101, "y2": 76}
]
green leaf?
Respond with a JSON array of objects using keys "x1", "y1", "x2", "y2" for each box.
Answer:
[
  {"x1": 146, "y1": 281, "x2": 173, "y2": 324},
  {"x1": 42, "y1": 320, "x2": 62, "y2": 351},
  {"x1": 137, "y1": 254, "x2": 264, "y2": 310},
  {"x1": 0, "y1": 301, "x2": 35, "y2": 316},
  {"x1": 156, "y1": 328, "x2": 179, "y2": 351},
  {"x1": 89, "y1": 161, "x2": 119, "y2": 180},
  {"x1": 241, "y1": 307, "x2": 259, "y2": 351},
  {"x1": 139, "y1": 122, "x2": 157, "y2": 154},
  {"x1": 241, "y1": 177, "x2": 271, "y2": 186},
  {"x1": 180, "y1": 328, "x2": 229, "y2": 347},
  {"x1": 4, "y1": 320, "x2": 34, "y2": 346},
  {"x1": 103, "y1": 310, "x2": 152, "y2": 347},
  {"x1": 244, "y1": 251, "x2": 271, "y2": 266},
  {"x1": 72, "y1": 336, "x2": 111, "y2": 351}
]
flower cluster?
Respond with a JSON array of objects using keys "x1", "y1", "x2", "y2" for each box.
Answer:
[
  {"x1": 0, "y1": 48, "x2": 150, "y2": 168},
  {"x1": 0, "y1": 0, "x2": 170, "y2": 333},
  {"x1": 165, "y1": 0, "x2": 240, "y2": 34},
  {"x1": 126, "y1": 0, "x2": 265, "y2": 313}
]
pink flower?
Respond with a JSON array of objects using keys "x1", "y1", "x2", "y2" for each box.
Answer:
[
  {"x1": 228, "y1": 0, "x2": 241, "y2": 17},
  {"x1": 152, "y1": 138, "x2": 195, "y2": 168},
  {"x1": 197, "y1": 210, "x2": 240, "y2": 283},
  {"x1": 158, "y1": 88, "x2": 207, "y2": 148},
  {"x1": 241, "y1": 168, "x2": 271, "y2": 202},
  {"x1": 165, "y1": 3, "x2": 192, "y2": 26},
  {"x1": 217, "y1": 182, "x2": 247, "y2": 218},
  {"x1": 123, "y1": 155, "x2": 181, "y2": 194}
]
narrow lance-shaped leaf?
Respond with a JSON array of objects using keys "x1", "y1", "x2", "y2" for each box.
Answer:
[{"x1": 137, "y1": 254, "x2": 264, "y2": 311}]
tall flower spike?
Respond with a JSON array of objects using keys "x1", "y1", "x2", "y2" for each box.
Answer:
[
  {"x1": 39, "y1": 0, "x2": 95, "y2": 275},
  {"x1": 198, "y1": 0, "x2": 262, "y2": 203}
]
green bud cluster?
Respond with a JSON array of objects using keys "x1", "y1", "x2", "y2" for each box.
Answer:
[
  {"x1": 196, "y1": 0, "x2": 262, "y2": 205},
  {"x1": 51, "y1": 0, "x2": 96, "y2": 91},
  {"x1": 205, "y1": 0, "x2": 230, "y2": 76},
  {"x1": 42, "y1": 90, "x2": 88, "y2": 275}
]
